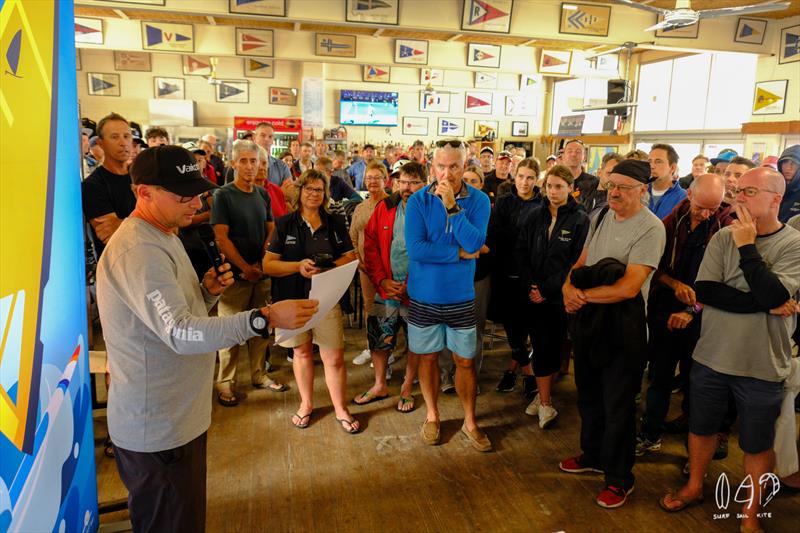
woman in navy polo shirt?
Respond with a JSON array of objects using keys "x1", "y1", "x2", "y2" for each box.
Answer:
[{"x1": 263, "y1": 169, "x2": 360, "y2": 433}]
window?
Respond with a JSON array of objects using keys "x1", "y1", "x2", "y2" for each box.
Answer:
[{"x1": 550, "y1": 78, "x2": 609, "y2": 135}]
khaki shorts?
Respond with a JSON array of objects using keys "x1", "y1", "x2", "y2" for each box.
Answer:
[{"x1": 276, "y1": 305, "x2": 345, "y2": 350}]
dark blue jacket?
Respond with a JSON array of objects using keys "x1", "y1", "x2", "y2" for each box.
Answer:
[
  {"x1": 648, "y1": 180, "x2": 687, "y2": 220},
  {"x1": 778, "y1": 144, "x2": 800, "y2": 223}
]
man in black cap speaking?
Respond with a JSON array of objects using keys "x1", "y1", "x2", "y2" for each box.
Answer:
[
  {"x1": 96, "y1": 145, "x2": 318, "y2": 532},
  {"x1": 558, "y1": 159, "x2": 666, "y2": 509}
]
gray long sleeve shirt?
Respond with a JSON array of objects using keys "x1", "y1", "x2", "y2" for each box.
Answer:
[{"x1": 97, "y1": 217, "x2": 257, "y2": 452}]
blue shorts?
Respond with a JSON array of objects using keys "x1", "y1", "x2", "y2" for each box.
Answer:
[
  {"x1": 689, "y1": 362, "x2": 783, "y2": 454},
  {"x1": 407, "y1": 299, "x2": 477, "y2": 359}
]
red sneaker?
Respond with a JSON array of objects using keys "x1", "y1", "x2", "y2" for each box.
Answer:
[
  {"x1": 558, "y1": 454, "x2": 603, "y2": 474},
  {"x1": 596, "y1": 485, "x2": 634, "y2": 508}
]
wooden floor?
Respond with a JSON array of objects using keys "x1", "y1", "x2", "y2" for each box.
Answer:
[{"x1": 95, "y1": 323, "x2": 800, "y2": 533}]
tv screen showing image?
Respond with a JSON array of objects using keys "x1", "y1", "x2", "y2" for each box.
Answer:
[{"x1": 339, "y1": 90, "x2": 398, "y2": 126}]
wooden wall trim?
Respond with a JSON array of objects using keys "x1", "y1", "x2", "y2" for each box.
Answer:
[{"x1": 741, "y1": 121, "x2": 800, "y2": 135}]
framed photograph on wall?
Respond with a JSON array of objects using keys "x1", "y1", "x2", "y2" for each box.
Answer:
[
  {"x1": 315, "y1": 33, "x2": 357, "y2": 58},
  {"x1": 228, "y1": 0, "x2": 286, "y2": 17},
  {"x1": 236, "y1": 28, "x2": 274, "y2": 57},
  {"x1": 114, "y1": 51, "x2": 151, "y2": 72},
  {"x1": 461, "y1": 0, "x2": 513, "y2": 33},
  {"x1": 141, "y1": 21, "x2": 194, "y2": 52},
  {"x1": 154, "y1": 77, "x2": 185, "y2": 100},
  {"x1": 363, "y1": 65, "x2": 391, "y2": 82},
  {"x1": 402, "y1": 116, "x2": 428, "y2": 136},
  {"x1": 269, "y1": 87, "x2": 298, "y2": 106},
  {"x1": 511, "y1": 121, "x2": 528, "y2": 137},
  {"x1": 559, "y1": 2, "x2": 610, "y2": 37},
  {"x1": 655, "y1": 16, "x2": 699, "y2": 38},
  {"x1": 75, "y1": 17, "x2": 103, "y2": 45},
  {"x1": 467, "y1": 43, "x2": 501, "y2": 68},
  {"x1": 474, "y1": 120, "x2": 498, "y2": 140},
  {"x1": 778, "y1": 25, "x2": 800, "y2": 64},
  {"x1": 419, "y1": 92, "x2": 450, "y2": 113},
  {"x1": 539, "y1": 50, "x2": 572, "y2": 76},
  {"x1": 438, "y1": 117, "x2": 465, "y2": 137},
  {"x1": 216, "y1": 80, "x2": 249, "y2": 103},
  {"x1": 245, "y1": 58, "x2": 274, "y2": 78},
  {"x1": 395, "y1": 39, "x2": 428, "y2": 64},
  {"x1": 346, "y1": 0, "x2": 399, "y2": 25},
  {"x1": 734, "y1": 17, "x2": 767, "y2": 45},
  {"x1": 752, "y1": 79, "x2": 787, "y2": 115},
  {"x1": 87, "y1": 72, "x2": 120, "y2": 97}
]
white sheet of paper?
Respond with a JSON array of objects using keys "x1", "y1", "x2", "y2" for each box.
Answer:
[{"x1": 274, "y1": 260, "x2": 359, "y2": 343}]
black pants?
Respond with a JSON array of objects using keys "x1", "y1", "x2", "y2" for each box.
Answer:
[
  {"x1": 500, "y1": 278, "x2": 534, "y2": 367},
  {"x1": 114, "y1": 432, "x2": 207, "y2": 533},
  {"x1": 529, "y1": 303, "x2": 567, "y2": 377},
  {"x1": 574, "y1": 349, "x2": 637, "y2": 490}
]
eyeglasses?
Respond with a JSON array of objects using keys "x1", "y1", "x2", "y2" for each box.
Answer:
[
  {"x1": 733, "y1": 186, "x2": 781, "y2": 197},
  {"x1": 302, "y1": 186, "x2": 325, "y2": 195},
  {"x1": 436, "y1": 140, "x2": 464, "y2": 148},
  {"x1": 396, "y1": 179, "x2": 423, "y2": 186},
  {"x1": 364, "y1": 175, "x2": 384, "y2": 182},
  {"x1": 602, "y1": 181, "x2": 643, "y2": 192},
  {"x1": 154, "y1": 186, "x2": 198, "y2": 203}
]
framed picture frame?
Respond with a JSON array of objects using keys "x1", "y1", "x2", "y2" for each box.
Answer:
[
  {"x1": 402, "y1": 116, "x2": 428, "y2": 136},
  {"x1": 75, "y1": 17, "x2": 103, "y2": 45},
  {"x1": 461, "y1": 0, "x2": 513, "y2": 34},
  {"x1": 236, "y1": 28, "x2": 274, "y2": 57},
  {"x1": 474, "y1": 71, "x2": 497, "y2": 89},
  {"x1": 216, "y1": 80, "x2": 249, "y2": 103},
  {"x1": 154, "y1": 77, "x2": 185, "y2": 100},
  {"x1": 511, "y1": 121, "x2": 528, "y2": 137},
  {"x1": 655, "y1": 16, "x2": 699, "y2": 38},
  {"x1": 315, "y1": 33, "x2": 357, "y2": 58},
  {"x1": 438, "y1": 117, "x2": 465, "y2": 137},
  {"x1": 520, "y1": 73, "x2": 539, "y2": 90},
  {"x1": 465, "y1": 91, "x2": 493, "y2": 114},
  {"x1": 395, "y1": 39, "x2": 428, "y2": 65},
  {"x1": 505, "y1": 95, "x2": 533, "y2": 116},
  {"x1": 363, "y1": 65, "x2": 391, "y2": 83},
  {"x1": 419, "y1": 92, "x2": 450, "y2": 113},
  {"x1": 141, "y1": 21, "x2": 194, "y2": 52},
  {"x1": 346, "y1": 0, "x2": 399, "y2": 25},
  {"x1": 734, "y1": 17, "x2": 767, "y2": 45},
  {"x1": 539, "y1": 50, "x2": 572, "y2": 76},
  {"x1": 269, "y1": 87, "x2": 298, "y2": 106},
  {"x1": 87, "y1": 72, "x2": 120, "y2": 97},
  {"x1": 752, "y1": 79, "x2": 787, "y2": 115},
  {"x1": 245, "y1": 58, "x2": 274, "y2": 78},
  {"x1": 228, "y1": 0, "x2": 286, "y2": 17},
  {"x1": 559, "y1": 2, "x2": 610, "y2": 37},
  {"x1": 421, "y1": 68, "x2": 444, "y2": 86},
  {"x1": 778, "y1": 25, "x2": 800, "y2": 64},
  {"x1": 114, "y1": 51, "x2": 151, "y2": 72},
  {"x1": 183, "y1": 55, "x2": 212, "y2": 76},
  {"x1": 474, "y1": 120, "x2": 498, "y2": 140},
  {"x1": 467, "y1": 43, "x2": 501, "y2": 68}
]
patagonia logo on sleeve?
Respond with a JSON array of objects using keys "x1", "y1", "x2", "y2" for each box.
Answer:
[{"x1": 146, "y1": 289, "x2": 204, "y2": 342}]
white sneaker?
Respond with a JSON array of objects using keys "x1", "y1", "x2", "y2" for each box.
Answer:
[
  {"x1": 353, "y1": 349, "x2": 371, "y2": 365},
  {"x1": 538, "y1": 404, "x2": 558, "y2": 429},
  {"x1": 525, "y1": 393, "x2": 541, "y2": 416}
]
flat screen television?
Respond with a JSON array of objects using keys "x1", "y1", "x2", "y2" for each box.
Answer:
[{"x1": 339, "y1": 90, "x2": 398, "y2": 126}]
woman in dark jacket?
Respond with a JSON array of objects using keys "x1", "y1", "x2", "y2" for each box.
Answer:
[
  {"x1": 516, "y1": 165, "x2": 589, "y2": 428},
  {"x1": 490, "y1": 158, "x2": 542, "y2": 398}
]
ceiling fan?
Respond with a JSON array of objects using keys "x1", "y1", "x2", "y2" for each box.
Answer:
[{"x1": 612, "y1": 0, "x2": 791, "y2": 32}]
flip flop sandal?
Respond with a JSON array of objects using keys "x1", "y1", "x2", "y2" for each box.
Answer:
[
  {"x1": 658, "y1": 491, "x2": 704, "y2": 513},
  {"x1": 217, "y1": 391, "x2": 239, "y2": 407},
  {"x1": 292, "y1": 412, "x2": 311, "y2": 429},
  {"x1": 103, "y1": 436, "x2": 115, "y2": 458},
  {"x1": 336, "y1": 417, "x2": 360, "y2": 434},
  {"x1": 396, "y1": 396, "x2": 415, "y2": 413},
  {"x1": 352, "y1": 391, "x2": 389, "y2": 405},
  {"x1": 254, "y1": 379, "x2": 287, "y2": 392}
]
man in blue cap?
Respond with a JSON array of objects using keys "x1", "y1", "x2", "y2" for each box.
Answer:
[{"x1": 710, "y1": 148, "x2": 738, "y2": 176}]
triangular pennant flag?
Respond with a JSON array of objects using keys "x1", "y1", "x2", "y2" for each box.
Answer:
[
  {"x1": 367, "y1": 66, "x2": 388, "y2": 78},
  {"x1": 237, "y1": 0, "x2": 263, "y2": 5},
  {"x1": 219, "y1": 82, "x2": 244, "y2": 100},
  {"x1": 75, "y1": 23, "x2": 98, "y2": 35},
  {"x1": 145, "y1": 24, "x2": 163, "y2": 46},
  {"x1": 740, "y1": 24, "x2": 754, "y2": 37},
  {"x1": 473, "y1": 49, "x2": 494, "y2": 62},
  {"x1": 441, "y1": 120, "x2": 458, "y2": 132},
  {"x1": 785, "y1": 33, "x2": 800, "y2": 58},
  {"x1": 467, "y1": 94, "x2": 490, "y2": 108},
  {"x1": 249, "y1": 59, "x2": 269, "y2": 71},
  {"x1": 5, "y1": 29, "x2": 22, "y2": 76},
  {"x1": 175, "y1": 33, "x2": 191, "y2": 42},
  {"x1": 242, "y1": 33, "x2": 267, "y2": 51},
  {"x1": 469, "y1": 0, "x2": 507, "y2": 25},
  {"x1": 355, "y1": 0, "x2": 391, "y2": 10},
  {"x1": 91, "y1": 75, "x2": 114, "y2": 92},
  {"x1": 754, "y1": 87, "x2": 781, "y2": 111},
  {"x1": 189, "y1": 57, "x2": 210, "y2": 71},
  {"x1": 158, "y1": 81, "x2": 180, "y2": 96},
  {"x1": 542, "y1": 54, "x2": 566, "y2": 67},
  {"x1": 399, "y1": 45, "x2": 423, "y2": 58}
]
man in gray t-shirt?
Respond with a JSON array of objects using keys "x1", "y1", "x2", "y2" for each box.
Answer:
[
  {"x1": 560, "y1": 160, "x2": 666, "y2": 509},
  {"x1": 661, "y1": 167, "x2": 800, "y2": 533},
  {"x1": 97, "y1": 146, "x2": 317, "y2": 532}
]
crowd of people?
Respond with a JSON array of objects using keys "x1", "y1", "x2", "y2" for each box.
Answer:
[{"x1": 81, "y1": 112, "x2": 800, "y2": 532}]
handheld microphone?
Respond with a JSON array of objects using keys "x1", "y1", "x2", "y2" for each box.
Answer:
[{"x1": 197, "y1": 224, "x2": 224, "y2": 273}]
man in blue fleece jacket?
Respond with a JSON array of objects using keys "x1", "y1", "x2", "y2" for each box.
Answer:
[
  {"x1": 405, "y1": 141, "x2": 492, "y2": 451},
  {"x1": 648, "y1": 143, "x2": 687, "y2": 219}
]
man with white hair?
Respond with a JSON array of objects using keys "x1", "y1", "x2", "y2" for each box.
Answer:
[
  {"x1": 660, "y1": 167, "x2": 800, "y2": 533},
  {"x1": 405, "y1": 140, "x2": 492, "y2": 452}
]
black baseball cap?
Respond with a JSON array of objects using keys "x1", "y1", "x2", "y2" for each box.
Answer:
[
  {"x1": 131, "y1": 145, "x2": 218, "y2": 197},
  {"x1": 610, "y1": 159, "x2": 653, "y2": 184},
  {"x1": 479, "y1": 146, "x2": 494, "y2": 156}
]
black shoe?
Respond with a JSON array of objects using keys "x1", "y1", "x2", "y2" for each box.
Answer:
[
  {"x1": 522, "y1": 376, "x2": 538, "y2": 400},
  {"x1": 496, "y1": 371, "x2": 516, "y2": 392},
  {"x1": 713, "y1": 433, "x2": 728, "y2": 460},
  {"x1": 663, "y1": 414, "x2": 689, "y2": 434}
]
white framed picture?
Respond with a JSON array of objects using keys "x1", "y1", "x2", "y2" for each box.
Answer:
[
  {"x1": 421, "y1": 68, "x2": 444, "y2": 86},
  {"x1": 402, "y1": 116, "x2": 428, "y2": 136},
  {"x1": 465, "y1": 91, "x2": 493, "y2": 114},
  {"x1": 419, "y1": 92, "x2": 450, "y2": 113},
  {"x1": 467, "y1": 43, "x2": 501, "y2": 68},
  {"x1": 216, "y1": 80, "x2": 249, "y2": 103},
  {"x1": 395, "y1": 39, "x2": 428, "y2": 64},
  {"x1": 474, "y1": 71, "x2": 497, "y2": 89},
  {"x1": 154, "y1": 77, "x2": 185, "y2": 100},
  {"x1": 511, "y1": 121, "x2": 528, "y2": 137},
  {"x1": 438, "y1": 117, "x2": 465, "y2": 137}
]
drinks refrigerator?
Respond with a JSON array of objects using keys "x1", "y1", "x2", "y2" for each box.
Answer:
[{"x1": 233, "y1": 116, "x2": 303, "y2": 158}]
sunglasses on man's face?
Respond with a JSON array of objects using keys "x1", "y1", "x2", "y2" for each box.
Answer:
[{"x1": 436, "y1": 140, "x2": 464, "y2": 149}]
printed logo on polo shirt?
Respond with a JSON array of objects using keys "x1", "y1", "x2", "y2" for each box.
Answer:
[
  {"x1": 285, "y1": 234, "x2": 297, "y2": 245},
  {"x1": 146, "y1": 289, "x2": 205, "y2": 341},
  {"x1": 176, "y1": 162, "x2": 200, "y2": 174}
]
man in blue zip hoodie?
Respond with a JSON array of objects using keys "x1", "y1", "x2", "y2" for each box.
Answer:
[
  {"x1": 648, "y1": 143, "x2": 687, "y2": 220},
  {"x1": 405, "y1": 140, "x2": 492, "y2": 452},
  {"x1": 778, "y1": 144, "x2": 800, "y2": 222}
]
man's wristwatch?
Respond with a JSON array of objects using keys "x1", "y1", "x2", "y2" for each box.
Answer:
[
  {"x1": 249, "y1": 307, "x2": 271, "y2": 338},
  {"x1": 446, "y1": 203, "x2": 461, "y2": 215}
]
